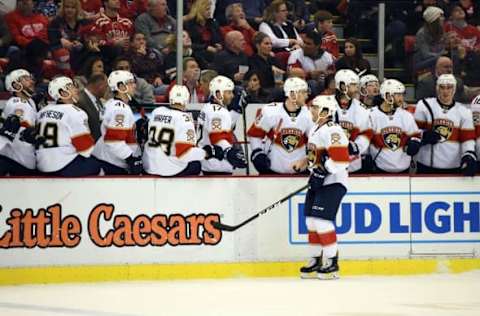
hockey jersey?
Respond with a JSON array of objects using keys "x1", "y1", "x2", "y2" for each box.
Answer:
[
  {"x1": 337, "y1": 98, "x2": 373, "y2": 172},
  {"x1": 307, "y1": 121, "x2": 349, "y2": 187},
  {"x1": 93, "y1": 98, "x2": 138, "y2": 168},
  {"x1": 0, "y1": 97, "x2": 37, "y2": 169},
  {"x1": 415, "y1": 98, "x2": 476, "y2": 169},
  {"x1": 471, "y1": 96, "x2": 480, "y2": 158},
  {"x1": 92, "y1": 13, "x2": 133, "y2": 46},
  {"x1": 36, "y1": 104, "x2": 95, "y2": 172},
  {"x1": 369, "y1": 107, "x2": 421, "y2": 172},
  {"x1": 197, "y1": 103, "x2": 235, "y2": 173},
  {"x1": 143, "y1": 106, "x2": 205, "y2": 176},
  {"x1": 247, "y1": 103, "x2": 314, "y2": 174}
]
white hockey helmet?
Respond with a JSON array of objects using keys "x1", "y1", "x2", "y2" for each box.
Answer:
[
  {"x1": 436, "y1": 74, "x2": 457, "y2": 89},
  {"x1": 472, "y1": 94, "x2": 480, "y2": 107},
  {"x1": 108, "y1": 70, "x2": 135, "y2": 93},
  {"x1": 48, "y1": 76, "x2": 75, "y2": 101},
  {"x1": 335, "y1": 69, "x2": 359, "y2": 91},
  {"x1": 5, "y1": 69, "x2": 32, "y2": 93},
  {"x1": 169, "y1": 85, "x2": 190, "y2": 106},
  {"x1": 209, "y1": 75, "x2": 234, "y2": 98},
  {"x1": 380, "y1": 79, "x2": 405, "y2": 103},
  {"x1": 283, "y1": 77, "x2": 308, "y2": 97},
  {"x1": 359, "y1": 74, "x2": 379, "y2": 95},
  {"x1": 311, "y1": 95, "x2": 338, "y2": 118}
]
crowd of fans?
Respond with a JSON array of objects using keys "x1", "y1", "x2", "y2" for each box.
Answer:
[{"x1": 0, "y1": 0, "x2": 479, "y2": 177}]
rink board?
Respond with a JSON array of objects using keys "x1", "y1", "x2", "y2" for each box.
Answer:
[{"x1": 0, "y1": 176, "x2": 479, "y2": 284}]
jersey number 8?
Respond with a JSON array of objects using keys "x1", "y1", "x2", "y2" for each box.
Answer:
[{"x1": 148, "y1": 126, "x2": 175, "y2": 155}]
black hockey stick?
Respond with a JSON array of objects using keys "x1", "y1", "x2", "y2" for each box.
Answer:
[
  {"x1": 211, "y1": 184, "x2": 309, "y2": 232},
  {"x1": 421, "y1": 99, "x2": 435, "y2": 167}
]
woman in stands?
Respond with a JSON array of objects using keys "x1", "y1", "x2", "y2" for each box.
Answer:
[
  {"x1": 243, "y1": 70, "x2": 273, "y2": 104},
  {"x1": 335, "y1": 37, "x2": 371, "y2": 76}
]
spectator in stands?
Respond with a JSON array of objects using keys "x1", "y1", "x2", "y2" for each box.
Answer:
[
  {"x1": 36, "y1": 0, "x2": 59, "y2": 21},
  {"x1": 243, "y1": 69, "x2": 272, "y2": 104},
  {"x1": 220, "y1": 3, "x2": 256, "y2": 57},
  {"x1": 321, "y1": 73, "x2": 336, "y2": 95},
  {"x1": 118, "y1": 0, "x2": 146, "y2": 20},
  {"x1": 74, "y1": 56, "x2": 105, "y2": 89},
  {"x1": 306, "y1": 10, "x2": 339, "y2": 58},
  {"x1": 70, "y1": 24, "x2": 107, "y2": 73},
  {"x1": 213, "y1": 31, "x2": 248, "y2": 84},
  {"x1": 80, "y1": 0, "x2": 102, "y2": 18},
  {"x1": 113, "y1": 56, "x2": 154, "y2": 104},
  {"x1": 163, "y1": 31, "x2": 204, "y2": 81},
  {"x1": 184, "y1": 0, "x2": 223, "y2": 65},
  {"x1": 0, "y1": 14, "x2": 12, "y2": 57},
  {"x1": 248, "y1": 32, "x2": 284, "y2": 91},
  {"x1": 416, "y1": 56, "x2": 469, "y2": 103},
  {"x1": 126, "y1": 32, "x2": 166, "y2": 95},
  {"x1": 214, "y1": 0, "x2": 266, "y2": 26},
  {"x1": 335, "y1": 37, "x2": 371, "y2": 76},
  {"x1": 75, "y1": 73, "x2": 108, "y2": 141},
  {"x1": 259, "y1": 0, "x2": 303, "y2": 53},
  {"x1": 167, "y1": 57, "x2": 205, "y2": 103},
  {"x1": 459, "y1": 0, "x2": 480, "y2": 27},
  {"x1": 134, "y1": 0, "x2": 176, "y2": 54},
  {"x1": 199, "y1": 69, "x2": 218, "y2": 99},
  {"x1": 5, "y1": 0, "x2": 49, "y2": 48},
  {"x1": 288, "y1": 30, "x2": 336, "y2": 96}
]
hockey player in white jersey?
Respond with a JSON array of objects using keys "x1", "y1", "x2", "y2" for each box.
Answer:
[
  {"x1": 414, "y1": 74, "x2": 476, "y2": 175},
  {"x1": 334, "y1": 69, "x2": 373, "y2": 173},
  {"x1": 36, "y1": 76, "x2": 101, "y2": 176},
  {"x1": 291, "y1": 95, "x2": 349, "y2": 280},
  {"x1": 369, "y1": 79, "x2": 422, "y2": 173},
  {"x1": 93, "y1": 70, "x2": 143, "y2": 175},
  {"x1": 0, "y1": 69, "x2": 39, "y2": 175},
  {"x1": 143, "y1": 85, "x2": 206, "y2": 176},
  {"x1": 247, "y1": 77, "x2": 314, "y2": 174},
  {"x1": 359, "y1": 74, "x2": 381, "y2": 109},
  {"x1": 197, "y1": 75, "x2": 247, "y2": 174},
  {"x1": 471, "y1": 94, "x2": 480, "y2": 174}
]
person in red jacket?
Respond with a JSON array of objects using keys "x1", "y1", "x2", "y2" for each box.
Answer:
[
  {"x1": 92, "y1": 0, "x2": 133, "y2": 50},
  {"x1": 5, "y1": 0, "x2": 49, "y2": 48},
  {"x1": 444, "y1": 5, "x2": 480, "y2": 52},
  {"x1": 307, "y1": 10, "x2": 339, "y2": 59}
]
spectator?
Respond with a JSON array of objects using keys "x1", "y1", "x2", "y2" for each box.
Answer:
[
  {"x1": 321, "y1": 73, "x2": 336, "y2": 95},
  {"x1": 5, "y1": 0, "x2": 49, "y2": 48},
  {"x1": 306, "y1": 10, "x2": 339, "y2": 58},
  {"x1": 112, "y1": 56, "x2": 155, "y2": 104},
  {"x1": 416, "y1": 56, "x2": 469, "y2": 103},
  {"x1": 118, "y1": 0, "x2": 146, "y2": 20},
  {"x1": 79, "y1": 0, "x2": 102, "y2": 18},
  {"x1": 35, "y1": 0, "x2": 59, "y2": 21},
  {"x1": 74, "y1": 56, "x2": 105, "y2": 90},
  {"x1": 259, "y1": 0, "x2": 303, "y2": 53},
  {"x1": 70, "y1": 24, "x2": 106, "y2": 74},
  {"x1": 184, "y1": 0, "x2": 223, "y2": 65},
  {"x1": 335, "y1": 37, "x2": 371, "y2": 76},
  {"x1": 213, "y1": 31, "x2": 248, "y2": 84},
  {"x1": 219, "y1": 3, "x2": 256, "y2": 56},
  {"x1": 75, "y1": 73, "x2": 108, "y2": 141},
  {"x1": 134, "y1": 0, "x2": 176, "y2": 54},
  {"x1": 248, "y1": 32, "x2": 284, "y2": 90},
  {"x1": 199, "y1": 69, "x2": 218, "y2": 99},
  {"x1": 458, "y1": 0, "x2": 480, "y2": 27},
  {"x1": 288, "y1": 30, "x2": 336, "y2": 95},
  {"x1": 0, "y1": 14, "x2": 12, "y2": 57},
  {"x1": 243, "y1": 69, "x2": 272, "y2": 104},
  {"x1": 167, "y1": 57, "x2": 205, "y2": 103},
  {"x1": 214, "y1": 0, "x2": 266, "y2": 26}
]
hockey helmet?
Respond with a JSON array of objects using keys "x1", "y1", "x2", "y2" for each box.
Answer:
[
  {"x1": 48, "y1": 76, "x2": 76, "y2": 101},
  {"x1": 5, "y1": 69, "x2": 33, "y2": 93},
  {"x1": 169, "y1": 85, "x2": 190, "y2": 106}
]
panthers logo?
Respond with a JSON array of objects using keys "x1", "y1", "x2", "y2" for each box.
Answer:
[
  {"x1": 381, "y1": 126, "x2": 402, "y2": 151},
  {"x1": 433, "y1": 118, "x2": 453, "y2": 142},
  {"x1": 211, "y1": 118, "x2": 222, "y2": 130},
  {"x1": 14, "y1": 108, "x2": 24, "y2": 119},
  {"x1": 280, "y1": 128, "x2": 303, "y2": 152}
]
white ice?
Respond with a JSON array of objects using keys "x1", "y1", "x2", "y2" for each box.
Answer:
[{"x1": 0, "y1": 271, "x2": 479, "y2": 316}]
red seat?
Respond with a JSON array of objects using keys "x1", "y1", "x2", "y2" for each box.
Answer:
[{"x1": 404, "y1": 36, "x2": 416, "y2": 55}]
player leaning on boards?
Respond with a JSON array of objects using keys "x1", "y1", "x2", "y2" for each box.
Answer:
[
  {"x1": 292, "y1": 95, "x2": 349, "y2": 280},
  {"x1": 36, "y1": 77, "x2": 101, "y2": 176},
  {"x1": 247, "y1": 77, "x2": 314, "y2": 174},
  {"x1": 368, "y1": 79, "x2": 422, "y2": 173},
  {"x1": 414, "y1": 74, "x2": 476, "y2": 176},
  {"x1": 196, "y1": 75, "x2": 247, "y2": 175},
  {"x1": 142, "y1": 85, "x2": 207, "y2": 176},
  {"x1": 0, "y1": 69, "x2": 40, "y2": 175},
  {"x1": 93, "y1": 70, "x2": 143, "y2": 175},
  {"x1": 471, "y1": 94, "x2": 480, "y2": 174}
]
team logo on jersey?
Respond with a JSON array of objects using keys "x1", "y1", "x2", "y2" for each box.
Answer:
[
  {"x1": 14, "y1": 108, "x2": 24, "y2": 119},
  {"x1": 339, "y1": 121, "x2": 354, "y2": 139},
  {"x1": 331, "y1": 133, "x2": 341, "y2": 145},
  {"x1": 381, "y1": 126, "x2": 402, "y2": 151},
  {"x1": 211, "y1": 118, "x2": 222, "y2": 130},
  {"x1": 186, "y1": 129, "x2": 195, "y2": 142},
  {"x1": 280, "y1": 128, "x2": 303, "y2": 152},
  {"x1": 114, "y1": 114, "x2": 125, "y2": 127},
  {"x1": 433, "y1": 118, "x2": 453, "y2": 142}
]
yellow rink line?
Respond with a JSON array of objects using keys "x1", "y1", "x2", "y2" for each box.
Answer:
[{"x1": 1, "y1": 258, "x2": 479, "y2": 286}]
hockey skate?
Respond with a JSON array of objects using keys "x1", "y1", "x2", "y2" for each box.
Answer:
[
  {"x1": 317, "y1": 255, "x2": 339, "y2": 280},
  {"x1": 300, "y1": 256, "x2": 322, "y2": 279}
]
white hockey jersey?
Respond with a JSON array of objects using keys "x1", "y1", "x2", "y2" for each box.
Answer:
[
  {"x1": 0, "y1": 97, "x2": 37, "y2": 169},
  {"x1": 93, "y1": 98, "x2": 138, "y2": 168},
  {"x1": 197, "y1": 103, "x2": 235, "y2": 173},
  {"x1": 369, "y1": 107, "x2": 421, "y2": 172},
  {"x1": 36, "y1": 104, "x2": 95, "y2": 172},
  {"x1": 247, "y1": 103, "x2": 314, "y2": 174},
  {"x1": 414, "y1": 97, "x2": 475, "y2": 169},
  {"x1": 337, "y1": 98, "x2": 373, "y2": 172},
  {"x1": 307, "y1": 121, "x2": 349, "y2": 188},
  {"x1": 143, "y1": 106, "x2": 205, "y2": 176},
  {"x1": 471, "y1": 97, "x2": 480, "y2": 159}
]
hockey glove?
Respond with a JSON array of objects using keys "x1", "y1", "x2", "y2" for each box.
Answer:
[
  {"x1": 135, "y1": 117, "x2": 149, "y2": 145},
  {"x1": 348, "y1": 141, "x2": 360, "y2": 156},
  {"x1": 203, "y1": 145, "x2": 224, "y2": 160},
  {"x1": 0, "y1": 115, "x2": 21, "y2": 141},
  {"x1": 251, "y1": 148, "x2": 271, "y2": 173},
  {"x1": 228, "y1": 86, "x2": 248, "y2": 114},
  {"x1": 421, "y1": 130, "x2": 441, "y2": 145},
  {"x1": 308, "y1": 168, "x2": 327, "y2": 192},
  {"x1": 405, "y1": 137, "x2": 421, "y2": 156},
  {"x1": 125, "y1": 155, "x2": 143, "y2": 175},
  {"x1": 461, "y1": 153, "x2": 477, "y2": 177},
  {"x1": 224, "y1": 146, "x2": 247, "y2": 168},
  {"x1": 20, "y1": 127, "x2": 46, "y2": 148}
]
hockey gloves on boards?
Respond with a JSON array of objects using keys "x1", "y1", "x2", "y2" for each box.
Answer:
[
  {"x1": 20, "y1": 127, "x2": 46, "y2": 148},
  {"x1": 405, "y1": 137, "x2": 421, "y2": 156},
  {"x1": 203, "y1": 144, "x2": 224, "y2": 160},
  {"x1": 251, "y1": 148, "x2": 271, "y2": 173},
  {"x1": 135, "y1": 117, "x2": 149, "y2": 145},
  {"x1": 308, "y1": 168, "x2": 327, "y2": 192},
  {"x1": 421, "y1": 130, "x2": 441, "y2": 145},
  {"x1": 0, "y1": 115, "x2": 21, "y2": 141},
  {"x1": 225, "y1": 146, "x2": 247, "y2": 168},
  {"x1": 126, "y1": 155, "x2": 143, "y2": 175},
  {"x1": 461, "y1": 152, "x2": 477, "y2": 177}
]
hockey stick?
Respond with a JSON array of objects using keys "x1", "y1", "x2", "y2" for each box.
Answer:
[
  {"x1": 211, "y1": 183, "x2": 309, "y2": 232},
  {"x1": 421, "y1": 99, "x2": 435, "y2": 167}
]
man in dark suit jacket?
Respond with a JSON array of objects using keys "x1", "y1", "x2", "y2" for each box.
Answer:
[{"x1": 75, "y1": 73, "x2": 108, "y2": 141}]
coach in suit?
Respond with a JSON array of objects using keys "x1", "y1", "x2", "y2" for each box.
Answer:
[{"x1": 75, "y1": 73, "x2": 108, "y2": 141}]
